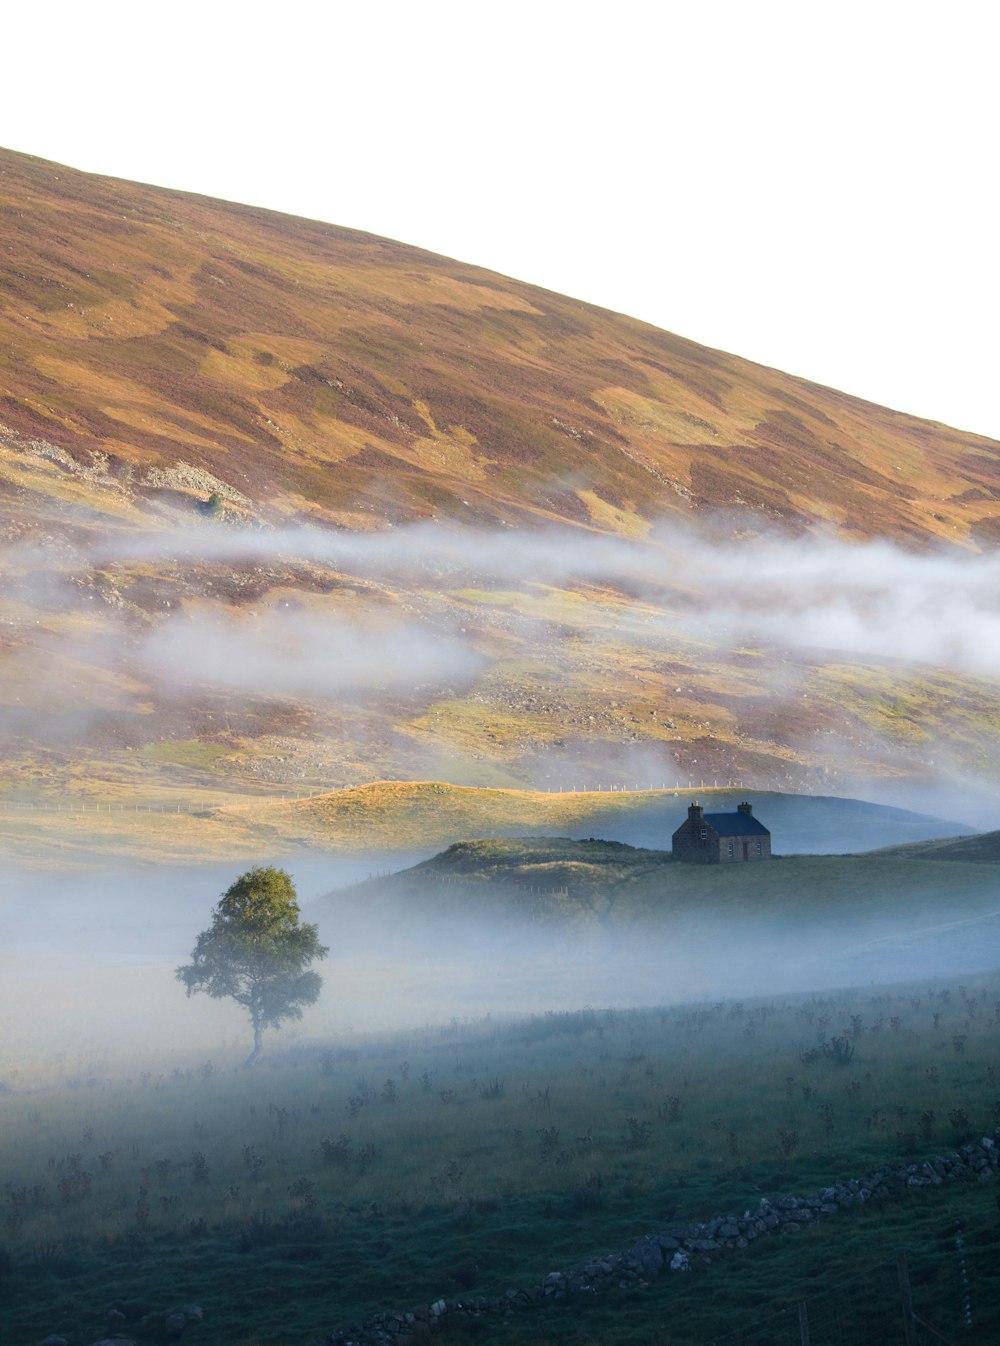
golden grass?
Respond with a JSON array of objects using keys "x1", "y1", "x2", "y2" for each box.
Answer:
[
  {"x1": 198, "y1": 779, "x2": 771, "y2": 856},
  {"x1": 0, "y1": 780, "x2": 736, "y2": 868}
]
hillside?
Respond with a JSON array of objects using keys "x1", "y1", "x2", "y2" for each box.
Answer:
[
  {"x1": 4, "y1": 146, "x2": 1000, "y2": 542},
  {"x1": 259, "y1": 782, "x2": 967, "y2": 854},
  {"x1": 328, "y1": 833, "x2": 1000, "y2": 987},
  {"x1": 875, "y1": 829, "x2": 1000, "y2": 863},
  {"x1": 339, "y1": 831, "x2": 1000, "y2": 925},
  {"x1": 4, "y1": 146, "x2": 1000, "y2": 821},
  {"x1": 0, "y1": 782, "x2": 967, "y2": 868}
]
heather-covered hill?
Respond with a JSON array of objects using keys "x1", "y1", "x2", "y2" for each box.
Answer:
[
  {"x1": 4, "y1": 147, "x2": 1000, "y2": 829},
  {"x1": 3, "y1": 145, "x2": 999, "y2": 542}
]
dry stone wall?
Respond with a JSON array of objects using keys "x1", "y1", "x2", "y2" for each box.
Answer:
[{"x1": 317, "y1": 1129, "x2": 1000, "y2": 1346}]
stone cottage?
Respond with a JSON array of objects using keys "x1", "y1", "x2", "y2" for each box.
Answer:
[{"x1": 671, "y1": 801, "x2": 771, "y2": 864}]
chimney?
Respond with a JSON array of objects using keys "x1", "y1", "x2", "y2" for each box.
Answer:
[
  {"x1": 737, "y1": 801, "x2": 753, "y2": 816},
  {"x1": 688, "y1": 802, "x2": 703, "y2": 821}
]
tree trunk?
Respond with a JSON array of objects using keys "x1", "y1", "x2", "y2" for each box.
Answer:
[{"x1": 244, "y1": 1012, "x2": 263, "y2": 1067}]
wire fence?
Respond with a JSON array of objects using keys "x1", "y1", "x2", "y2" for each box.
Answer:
[
  {"x1": 700, "y1": 1233, "x2": 1000, "y2": 1345},
  {"x1": 701, "y1": 1260, "x2": 904, "y2": 1346}
]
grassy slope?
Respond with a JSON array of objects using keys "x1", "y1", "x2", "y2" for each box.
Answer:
[
  {"x1": 5, "y1": 147, "x2": 1000, "y2": 827},
  {"x1": 4, "y1": 985, "x2": 1000, "y2": 1345},
  {"x1": 346, "y1": 832, "x2": 1000, "y2": 932},
  {"x1": 328, "y1": 830, "x2": 1000, "y2": 988},
  {"x1": 206, "y1": 780, "x2": 974, "y2": 861},
  {"x1": 3, "y1": 147, "x2": 1000, "y2": 542},
  {"x1": 10, "y1": 553, "x2": 1000, "y2": 820},
  {"x1": 0, "y1": 782, "x2": 968, "y2": 868},
  {"x1": 876, "y1": 830, "x2": 1000, "y2": 862}
]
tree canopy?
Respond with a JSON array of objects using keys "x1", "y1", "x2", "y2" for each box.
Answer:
[{"x1": 176, "y1": 867, "x2": 328, "y2": 1065}]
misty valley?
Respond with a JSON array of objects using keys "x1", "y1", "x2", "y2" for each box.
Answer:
[
  {"x1": 4, "y1": 960, "x2": 1000, "y2": 1346},
  {"x1": 5, "y1": 815, "x2": 1000, "y2": 1345},
  {"x1": 4, "y1": 144, "x2": 1000, "y2": 1346}
]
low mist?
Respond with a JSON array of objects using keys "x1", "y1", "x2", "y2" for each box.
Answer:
[
  {"x1": 4, "y1": 843, "x2": 1000, "y2": 1082},
  {"x1": 5, "y1": 512, "x2": 1000, "y2": 1076},
  {"x1": 139, "y1": 607, "x2": 483, "y2": 699},
  {"x1": 67, "y1": 514, "x2": 1000, "y2": 677},
  {"x1": 9, "y1": 514, "x2": 1000, "y2": 680},
  {"x1": 5, "y1": 513, "x2": 1000, "y2": 825}
]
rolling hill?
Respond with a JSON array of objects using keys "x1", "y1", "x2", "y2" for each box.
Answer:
[
  {"x1": 251, "y1": 781, "x2": 969, "y2": 855},
  {"x1": 874, "y1": 829, "x2": 1000, "y2": 863},
  {"x1": 3, "y1": 146, "x2": 1000, "y2": 541},
  {"x1": 0, "y1": 781, "x2": 966, "y2": 869},
  {"x1": 325, "y1": 828, "x2": 1000, "y2": 990},
  {"x1": 3, "y1": 145, "x2": 1000, "y2": 831}
]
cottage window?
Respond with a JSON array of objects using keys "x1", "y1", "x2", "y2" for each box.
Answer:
[
  {"x1": 756, "y1": 840, "x2": 762, "y2": 856},
  {"x1": 727, "y1": 841, "x2": 734, "y2": 858},
  {"x1": 699, "y1": 828, "x2": 707, "y2": 841}
]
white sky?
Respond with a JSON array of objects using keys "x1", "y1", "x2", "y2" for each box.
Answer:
[{"x1": 3, "y1": 1, "x2": 997, "y2": 440}]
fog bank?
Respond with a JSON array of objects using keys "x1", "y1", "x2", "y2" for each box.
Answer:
[{"x1": 4, "y1": 845, "x2": 1000, "y2": 1077}]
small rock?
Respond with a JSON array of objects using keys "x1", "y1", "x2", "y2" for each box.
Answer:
[
  {"x1": 630, "y1": 1236, "x2": 663, "y2": 1273},
  {"x1": 109, "y1": 1303, "x2": 152, "y2": 1323},
  {"x1": 164, "y1": 1311, "x2": 187, "y2": 1338}
]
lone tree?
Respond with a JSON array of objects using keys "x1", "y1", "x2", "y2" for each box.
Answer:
[{"x1": 177, "y1": 867, "x2": 328, "y2": 1065}]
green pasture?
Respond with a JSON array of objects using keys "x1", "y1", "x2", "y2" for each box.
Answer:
[{"x1": 3, "y1": 973, "x2": 1000, "y2": 1344}]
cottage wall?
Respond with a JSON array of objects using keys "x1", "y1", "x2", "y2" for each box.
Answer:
[
  {"x1": 671, "y1": 802, "x2": 772, "y2": 864},
  {"x1": 716, "y1": 833, "x2": 772, "y2": 863},
  {"x1": 671, "y1": 818, "x2": 718, "y2": 863}
]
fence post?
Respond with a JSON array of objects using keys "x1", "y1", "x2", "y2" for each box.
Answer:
[
  {"x1": 797, "y1": 1300, "x2": 811, "y2": 1346},
  {"x1": 896, "y1": 1250, "x2": 919, "y2": 1346},
  {"x1": 955, "y1": 1226, "x2": 973, "y2": 1331}
]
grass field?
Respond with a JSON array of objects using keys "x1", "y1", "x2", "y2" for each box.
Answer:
[{"x1": 4, "y1": 972, "x2": 1000, "y2": 1344}]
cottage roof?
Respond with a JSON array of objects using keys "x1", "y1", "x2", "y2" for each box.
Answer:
[{"x1": 702, "y1": 812, "x2": 770, "y2": 837}]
